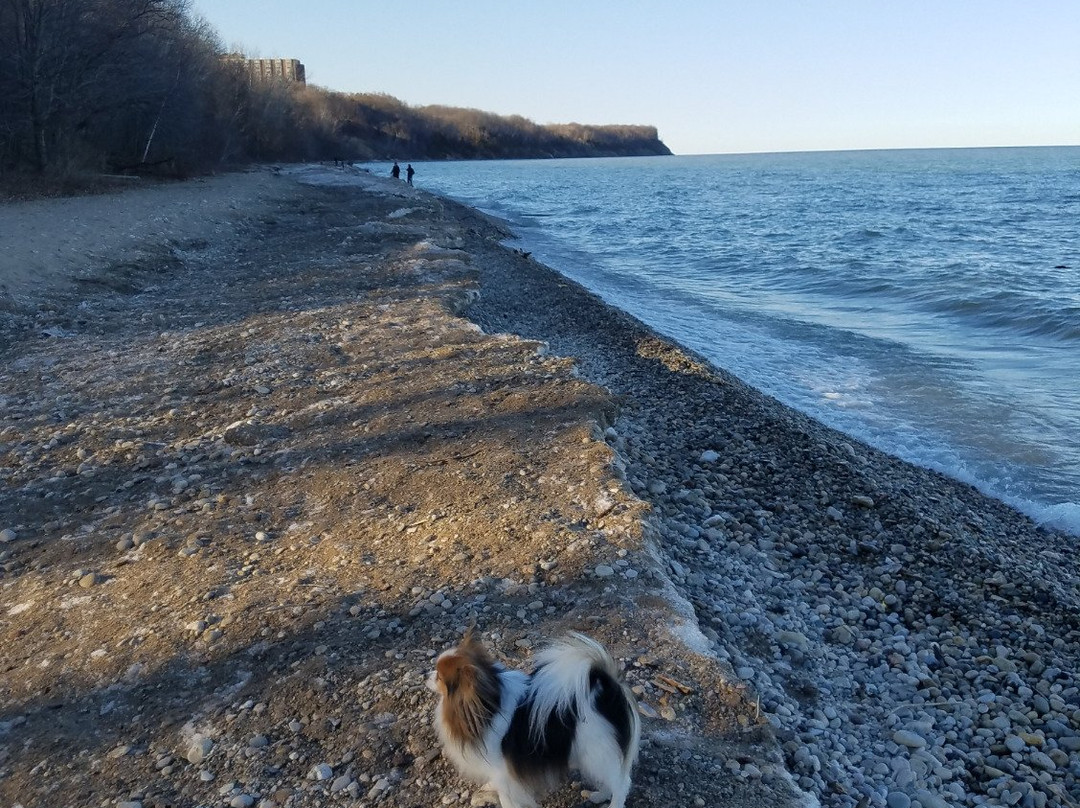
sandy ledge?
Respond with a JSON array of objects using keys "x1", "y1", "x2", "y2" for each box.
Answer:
[{"x1": 0, "y1": 167, "x2": 1077, "y2": 808}]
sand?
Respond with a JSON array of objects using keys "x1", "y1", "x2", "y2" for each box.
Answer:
[{"x1": 0, "y1": 171, "x2": 291, "y2": 304}]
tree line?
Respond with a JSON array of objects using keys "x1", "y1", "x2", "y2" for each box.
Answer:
[{"x1": 0, "y1": 0, "x2": 670, "y2": 179}]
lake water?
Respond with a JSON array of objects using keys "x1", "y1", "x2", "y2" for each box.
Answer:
[{"x1": 394, "y1": 148, "x2": 1080, "y2": 534}]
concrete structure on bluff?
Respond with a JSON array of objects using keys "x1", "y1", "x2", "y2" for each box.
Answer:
[{"x1": 225, "y1": 56, "x2": 306, "y2": 85}]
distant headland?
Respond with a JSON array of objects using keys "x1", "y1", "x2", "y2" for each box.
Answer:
[{"x1": 331, "y1": 95, "x2": 672, "y2": 161}]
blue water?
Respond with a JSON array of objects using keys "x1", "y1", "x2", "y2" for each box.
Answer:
[{"x1": 397, "y1": 149, "x2": 1080, "y2": 534}]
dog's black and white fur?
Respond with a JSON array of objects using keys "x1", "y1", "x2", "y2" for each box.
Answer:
[{"x1": 428, "y1": 630, "x2": 640, "y2": 808}]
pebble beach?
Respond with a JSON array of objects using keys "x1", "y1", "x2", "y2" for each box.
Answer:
[
  {"x1": 467, "y1": 217, "x2": 1080, "y2": 808},
  {"x1": 0, "y1": 166, "x2": 1077, "y2": 808},
  {"x1": 458, "y1": 169, "x2": 1080, "y2": 808}
]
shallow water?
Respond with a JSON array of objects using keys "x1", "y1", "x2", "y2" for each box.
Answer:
[{"x1": 395, "y1": 148, "x2": 1080, "y2": 533}]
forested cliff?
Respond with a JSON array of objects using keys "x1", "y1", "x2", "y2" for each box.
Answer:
[
  {"x1": 334, "y1": 96, "x2": 671, "y2": 161},
  {"x1": 0, "y1": 0, "x2": 670, "y2": 178}
]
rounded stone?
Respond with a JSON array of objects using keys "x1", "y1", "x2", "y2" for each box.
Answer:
[
  {"x1": 367, "y1": 777, "x2": 391, "y2": 798},
  {"x1": 886, "y1": 792, "x2": 912, "y2": 808},
  {"x1": 1028, "y1": 750, "x2": 1055, "y2": 771},
  {"x1": 892, "y1": 730, "x2": 927, "y2": 748},
  {"x1": 830, "y1": 625, "x2": 856, "y2": 644},
  {"x1": 186, "y1": 737, "x2": 213, "y2": 764}
]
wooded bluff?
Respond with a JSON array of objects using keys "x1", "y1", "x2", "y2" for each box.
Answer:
[{"x1": 0, "y1": 0, "x2": 670, "y2": 180}]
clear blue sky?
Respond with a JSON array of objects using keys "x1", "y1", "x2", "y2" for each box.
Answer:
[{"x1": 188, "y1": 0, "x2": 1080, "y2": 155}]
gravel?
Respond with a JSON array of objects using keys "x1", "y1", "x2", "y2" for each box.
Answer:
[
  {"x1": 464, "y1": 183, "x2": 1080, "y2": 807},
  {"x1": 2, "y1": 166, "x2": 1076, "y2": 808}
]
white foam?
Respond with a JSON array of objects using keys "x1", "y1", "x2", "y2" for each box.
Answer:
[
  {"x1": 412, "y1": 154, "x2": 1080, "y2": 539},
  {"x1": 1013, "y1": 499, "x2": 1080, "y2": 536}
]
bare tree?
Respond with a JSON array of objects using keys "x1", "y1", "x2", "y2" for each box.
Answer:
[
  {"x1": 0, "y1": 0, "x2": 194, "y2": 173},
  {"x1": 0, "y1": 1, "x2": 669, "y2": 178}
]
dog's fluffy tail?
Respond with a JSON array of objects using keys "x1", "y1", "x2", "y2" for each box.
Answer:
[{"x1": 528, "y1": 632, "x2": 639, "y2": 762}]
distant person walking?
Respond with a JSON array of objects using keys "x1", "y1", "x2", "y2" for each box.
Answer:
[
  {"x1": 391, "y1": 161, "x2": 401, "y2": 179},
  {"x1": 406, "y1": 164, "x2": 415, "y2": 185}
]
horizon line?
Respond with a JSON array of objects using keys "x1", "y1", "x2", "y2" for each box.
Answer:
[{"x1": 674, "y1": 142, "x2": 1080, "y2": 159}]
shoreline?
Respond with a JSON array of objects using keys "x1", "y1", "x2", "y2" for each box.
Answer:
[
  {"x1": 412, "y1": 151, "x2": 1080, "y2": 540},
  {"x1": 444, "y1": 180, "x2": 1080, "y2": 807},
  {"x1": 486, "y1": 231, "x2": 1076, "y2": 538},
  {"x1": 423, "y1": 173, "x2": 1080, "y2": 803},
  {"x1": 0, "y1": 167, "x2": 803, "y2": 808},
  {"x1": 0, "y1": 167, "x2": 1077, "y2": 807}
]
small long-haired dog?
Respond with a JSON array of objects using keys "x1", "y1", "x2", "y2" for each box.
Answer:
[{"x1": 428, "y1": 629, "x2": 640, "y2": 808}]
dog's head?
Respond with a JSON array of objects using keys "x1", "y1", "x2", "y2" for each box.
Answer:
[{"x1": 429, "y1": 628, "x2": 503, "y2": 746}]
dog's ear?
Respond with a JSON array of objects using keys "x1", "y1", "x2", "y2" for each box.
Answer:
[
  {"x1": 436, "y1": 653, "x2": 472, "y2": 695},
  {"x1": 459, "y1": 621, "x2": 487, "y2": 658},
  {"x1": 461, "y1": 618, "x2": 478, "y2": 645}
]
